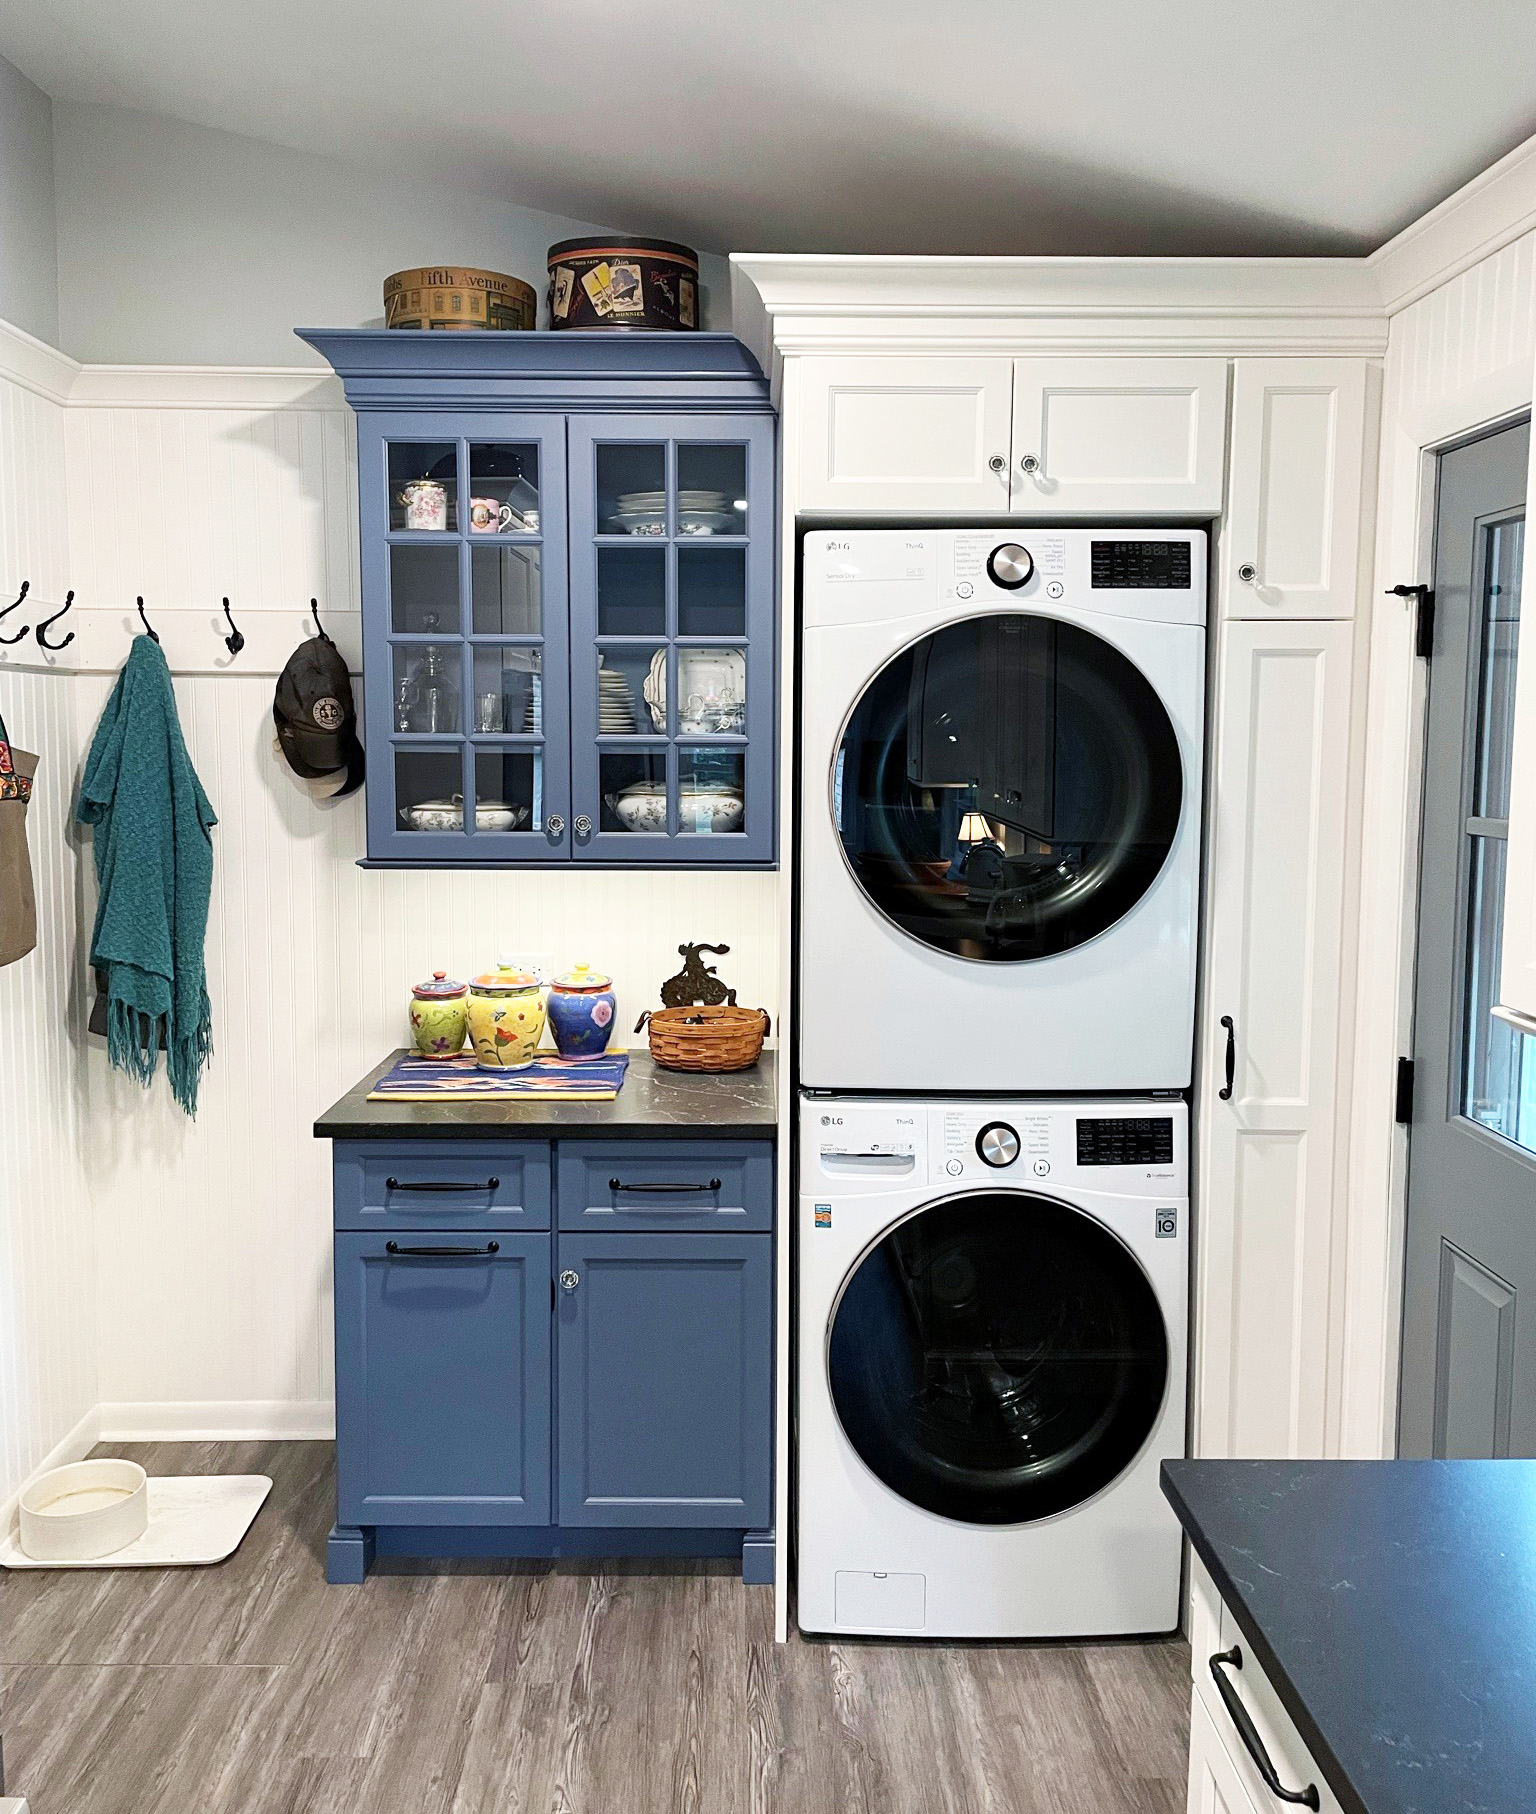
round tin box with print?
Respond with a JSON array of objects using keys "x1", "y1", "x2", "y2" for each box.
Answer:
[
  {"x1": 547, "y1": 237, "x2": 699, "y2": 331},
  {"x1": 383, "y1": 266, "x2": 538, "y2": 332}
]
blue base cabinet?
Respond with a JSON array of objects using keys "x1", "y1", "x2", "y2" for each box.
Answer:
[
  {"x1": 328, "y1": 1136, "x2": 774, "y2": 1582},
  {"x1": 298, "y1": 331, "x2": 777, "y2": 870}
]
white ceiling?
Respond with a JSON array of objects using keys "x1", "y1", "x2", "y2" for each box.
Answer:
[{"x1": 6, "y1": 0, "x2": 1536, "y2": 258}]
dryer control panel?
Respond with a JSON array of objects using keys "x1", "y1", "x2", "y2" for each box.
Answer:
[{"x1": 803, "y1": 1097, "x2": 1186, "y2": 1193}]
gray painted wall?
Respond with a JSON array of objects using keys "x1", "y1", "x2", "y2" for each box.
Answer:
[
  {"x1": 0, "y1": 52, "x2": 58, "y2": 346},
  {"x1": 52, "y1": 101, "x2": 729, "y2": 366}
]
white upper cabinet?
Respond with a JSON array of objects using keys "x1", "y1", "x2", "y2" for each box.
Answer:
[
  {"x1": 1009, "y1": 358, "x2": 1228, "y2": 514},
  {"x1": 1196, "y1": 618, "x2": 1355, "y2": 1460},
  {"x1": 795, "y1": 356, "x2": 1013, "y2": 511},
  {"x1": 1223, "y1": 359, "x2": 1369, "y2": 618}
]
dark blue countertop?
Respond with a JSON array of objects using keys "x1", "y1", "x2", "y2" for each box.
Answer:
[{"x1": 1162, "y1": 1459, "x2": 1536, "y2": 1814}]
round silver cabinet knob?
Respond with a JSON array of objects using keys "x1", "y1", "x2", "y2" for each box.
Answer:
[
  {"x1": 976, "y1": 1121, "x2": 1021, "y2": 1168},
  {"x1": 988, "y1": 454, "x2": 1007, "y2": 474},
  {"x1": 987, "y1": 543, "x2": 1035, "y2": 590},
  {"x1": 1238, "y1": 563, "x2": 1259, "y2": 584},
  {"x1": 547, "y1": 814, "x2": 566, "y2": 837},
  {"x1": 573, "y1": 813, "x2": 593, "y2": 839},
  {"x1": 1019, "y1": 453, "x2": 1042, "y2": 476},
  {"x1": 560, "y1": 1269, "x2": 580, "y2": 1292}
]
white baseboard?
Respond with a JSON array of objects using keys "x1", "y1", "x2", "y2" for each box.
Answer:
[
  {"x1": 98, "y1": 1400, "x2": 335, "y2": 1442},
  {"x1": 0, "y1": 1404, "x2": 103, "y2": 1537}
]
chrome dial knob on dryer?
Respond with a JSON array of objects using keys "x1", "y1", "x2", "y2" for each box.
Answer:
[
  {"x1": 976, "y1": 1121, "x2": 1021, "y2": 1168},
  {"x1": 987, "y1": 543, "x2": 1034, "y2": 589}
]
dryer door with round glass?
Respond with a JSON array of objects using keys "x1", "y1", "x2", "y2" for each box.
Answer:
[
  {"x1": 827, "y1": 1192, "x2": 1168, "y2": 1524},
  {"x1": 832, "y1": 613, "x2": 1183, "y2": 961}
]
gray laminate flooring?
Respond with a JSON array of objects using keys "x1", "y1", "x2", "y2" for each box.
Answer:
[{"x1": 0, "y1": 1442, "x2": 1190, "y2": 1814}]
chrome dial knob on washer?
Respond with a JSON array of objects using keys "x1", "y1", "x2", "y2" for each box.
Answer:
[
  {"x1": 987, "y1": 543, "x2": 1034, "y2": 589},
  {"x1": 976, "y1": 1121, "x2": 1021, "y2": 1168}
]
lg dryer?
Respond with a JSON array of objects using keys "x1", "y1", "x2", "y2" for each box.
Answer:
[
  {"x1": 797, "y1": 1094, "x2": 1188, "y2": 1639},
  {"x1": 798, "y1": 528, "x2": 1205, "y2": 1093}
]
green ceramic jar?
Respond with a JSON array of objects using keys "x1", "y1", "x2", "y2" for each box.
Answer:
[{"x1": 408, "y1": 970, "x2": 468, "y2": 1056}]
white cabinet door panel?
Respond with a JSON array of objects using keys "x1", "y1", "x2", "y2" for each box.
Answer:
[
  {"x1": 1011, "y1": 357, "x2": 1228, "y2": 514},
  {"x1": 1498, "y1": 450, "x2": 1536, "y2": 1032},
  {"x1": 1186, "y1": 1690, "x2": 1263, "y2": 1814},
  {"x1": 1197, "y1": 620, "x2": 1354, "y2": 1460},
  {"x1": 1224, "y1": 359, "x2": 1369, "y2": 618},
  {"x1": 795, "y1": 356, "x2": 1013, "y2": 511}
]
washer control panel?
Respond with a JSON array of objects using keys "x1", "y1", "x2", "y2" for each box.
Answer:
[{"x1": 805, "y1": 1098, "x2": 1186, "y2": 1192}]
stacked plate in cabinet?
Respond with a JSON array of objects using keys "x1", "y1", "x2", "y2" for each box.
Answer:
[
  {"x1": 598, "y1": 663, "x2": 643, "y2": 733},
  {"x1": 611, "y1": 490, "x2": 737, "y2": 536}
]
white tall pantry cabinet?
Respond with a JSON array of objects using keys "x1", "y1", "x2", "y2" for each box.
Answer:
[{"x1": 733, "y1": 257, "x2": 1385, "y2": 1561}]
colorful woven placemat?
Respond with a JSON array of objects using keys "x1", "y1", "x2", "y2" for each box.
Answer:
[{"x1": 367, "y1": 1049, "x2": 629, "y2": 1102}]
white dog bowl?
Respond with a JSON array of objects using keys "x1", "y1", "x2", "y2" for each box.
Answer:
[{"x1": 19, "y1": 1459, "x2": 149, "y2": 1561}]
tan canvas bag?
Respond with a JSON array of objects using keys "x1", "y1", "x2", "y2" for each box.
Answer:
[{"x1": 0, "y1": 708, "x2": 39, "y2": 968}]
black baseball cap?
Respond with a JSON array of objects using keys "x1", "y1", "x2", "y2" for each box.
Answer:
[{"x1": 274, "y1": 634, "x2": 365, "y2": 798}]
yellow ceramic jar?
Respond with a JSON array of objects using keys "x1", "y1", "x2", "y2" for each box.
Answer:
[
  {"x1": 408, "y1": 970, "x2": 468, "y2": 1056},
  {"x1": 466, "y1": 959, "x2": 547, "y2": 1071}
]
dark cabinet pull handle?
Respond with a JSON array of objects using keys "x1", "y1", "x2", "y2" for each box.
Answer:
[
  {"x1": 608, "y1": 1177, "x2": 723, "y2": 1194},
  {"x1": 1219, "y1": 1015, "x2": 1236, "y2": 1101},
  {"x1": 1208, "y1": 1649, "x2": 1319, "y2": 1810},
  {"x1": 384, "y1": 1177, "x2": 500, "y2": 1193},
  {"x1": 385, "y1": 1240, "x2": 500, "y2": 1257}
]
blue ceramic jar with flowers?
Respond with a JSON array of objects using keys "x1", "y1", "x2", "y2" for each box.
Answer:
[{"x1": 547, "y1": 963, "x2": 616, "y2": 1057}]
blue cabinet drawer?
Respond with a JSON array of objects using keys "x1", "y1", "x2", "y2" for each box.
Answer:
[
  {"x1": 333, "y1": 1141, "x2": 551, "y2": 1231},
  {"x1": 557, "y1": 1140, "x2": 773, "y2": 1232},
  {"x1": 335, "y1": 1231, "x2": 551, "y2": 1526}
]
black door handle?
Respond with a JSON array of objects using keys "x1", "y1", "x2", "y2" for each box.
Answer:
[
  {"x1": 608, "y1": 1177, "x2": 723, "y2": 1194},
  {"x1": 1219, "y1": 1015, "x2": 1236, "y2": 1101},
  {"x1": 384, "y1": 1177, "x2": 500, "y2": 1193},
  {"x1": 1209, "y1": 1649, "x2": 1319, "y2": 1809},
  {"x1": 384, "y1": 1241, "x2": 500, "y2": 1257}
]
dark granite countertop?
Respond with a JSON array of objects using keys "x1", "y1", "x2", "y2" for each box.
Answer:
[
  {"x1": 314, "y1": 1050, "x2": 778, "y2": 1141},
  {"x1": 1162, "y1": 1458, "x2": 1536, "y2": 1814}
]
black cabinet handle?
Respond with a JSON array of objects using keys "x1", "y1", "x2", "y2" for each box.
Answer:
[
  {"x1": 1219, "y1": 1015, "x2": 1236, "y2": 1101},
  {"x1": 1209, "y1": 1649, "x2": 1319, "y2": 1810},
  {"x1": 384, "y1": 1177, "x2": 500, "y2": 1193},
  {"x1": 607, "y1": 1177, "x2": 723, "y2": 1194},
  {"x1": 385, "y1": 1240, "x2": 500, "y2": 1257}
]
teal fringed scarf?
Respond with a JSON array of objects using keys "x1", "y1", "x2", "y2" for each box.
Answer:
[{"x1": 78, "y1": 635, "x2": 217, "y2": 1115}]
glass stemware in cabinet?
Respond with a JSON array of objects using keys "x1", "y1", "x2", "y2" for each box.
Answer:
[{"x1": 393, "y1": 644, "x2": 461, "y2": 734}]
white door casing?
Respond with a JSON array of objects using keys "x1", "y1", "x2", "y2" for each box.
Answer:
[
  {"x1": 1010, "y1": 357, "x2": 1229, "y2": 515},
  {"x1": 1497, "y1": 389, "x2": 1536, "y2": 1035},
  {"x1": 1196, "y1": 619, "x2": 1355, "y2": 1459},
  {"x1": 1224, "y1": 360, "x2": 1370, "y2": 618},
  {"x1": 795, "y1": 355, "x2": 1013, "y2": 511}
]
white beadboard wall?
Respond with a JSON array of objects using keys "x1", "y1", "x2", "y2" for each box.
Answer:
[
  {"x1": 0, "y1": 666, "x2": 97, "y2": 1506},
  {"x1": 1341, "y1": 227, "x2": 1536, "y2": 1455},
  {"x1": 1, "y1": 346, "x2": 781, "y2": 1441}
]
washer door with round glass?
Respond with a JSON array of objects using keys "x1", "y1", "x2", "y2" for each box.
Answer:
[
  {"x1": 832, "y1": 613, "x2": 1183, "y2": 961},
  {"x1": 827, "y1": 1193, "x2": 1168, "y2": 1525}
]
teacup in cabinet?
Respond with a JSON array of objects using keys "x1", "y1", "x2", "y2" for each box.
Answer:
[{"x1": 466, "y1": 961, "x2": 547, "y2": 1070}]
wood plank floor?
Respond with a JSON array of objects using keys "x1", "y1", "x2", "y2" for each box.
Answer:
[{"x1": 0, "y1": 1443, "x2": 1190, "y2": 1814}]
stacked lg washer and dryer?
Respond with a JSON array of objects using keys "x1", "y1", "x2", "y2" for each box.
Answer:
[{"x1": 796, "y1": 526, "x2": 1205, "y2": 1638}]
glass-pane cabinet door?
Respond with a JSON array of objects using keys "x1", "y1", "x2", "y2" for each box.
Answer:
[
  {"x1": 360, "y1": 415, "x2": 569, "y2": 861},
  {"x1": 567, "y1": 415, "x2": 775, "y2": 863}
]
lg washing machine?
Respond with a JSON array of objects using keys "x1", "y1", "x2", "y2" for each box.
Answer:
[
  {"x1": 797, "y1": 1094, "x2": 1187, "y2": 1639},
  {"x1": 798, "y1": 527, "x2": 1205, "y2": 1093}
]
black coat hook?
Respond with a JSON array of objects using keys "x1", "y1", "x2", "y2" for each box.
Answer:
[
  {"x1": 309, "y1": 597, "x2": 330, "y2": 642},
  {"x1": 221, "y1": 597, "x2": 245, "y2": 656},
  {"x1": 0, "y1": 579, "x2": 29, "y2": 646},
  {"x1": 136, "y1": 596, "x2": 160, "y2": 644},
  {"x1": 35, "y1": 588, "x2": 75, "y2": 653}
]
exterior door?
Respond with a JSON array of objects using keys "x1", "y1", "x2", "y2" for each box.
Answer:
[{"x1": 1400, "y1": 419, "x2": 1536, "y2": 1458}]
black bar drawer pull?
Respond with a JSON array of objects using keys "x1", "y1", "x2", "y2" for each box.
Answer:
[
  {"x1": 385, "y1": 1240, "x2": 500, "y2": 1258},
  {"x1": 1218, "y1": 1015, "x2": 1236, "y2": 1101},
  {"x1": 384, "y1": 1176, "x2": 500, "y2": 1193},
  {"x1": 1209, "y1": 1648, "x2": 1319, "y2": 1809},
  {"x1": 608, "y1": 1177, "x2": 722, "y2": 1194}
]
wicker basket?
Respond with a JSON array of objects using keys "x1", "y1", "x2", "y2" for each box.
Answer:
[{"x1": 636, "y1": 1004, "x2": 769, "y2": 1073}]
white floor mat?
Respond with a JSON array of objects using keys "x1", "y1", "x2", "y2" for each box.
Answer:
[{"x1": 0, "y1": 1475, "x2": 272, "y2": 1570}]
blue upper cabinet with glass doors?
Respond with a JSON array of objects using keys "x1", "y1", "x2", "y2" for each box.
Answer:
[{"x1": 297, "y1": 331, "x2": 776, "y2": 867}]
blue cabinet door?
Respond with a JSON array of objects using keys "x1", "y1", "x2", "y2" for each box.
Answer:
[
  {"x1": 566, "y1": 415, "x2": 776, "y2": 865},
  {"x1": 556, "y1": 1232, "x2": 772, "y2": 1527},
  {"x1": 335, "y1": 1231, "x2": 551, "y2": 1525},
  {"x1": 357, "y1": 412, "x2": 571, "y2": 864}
]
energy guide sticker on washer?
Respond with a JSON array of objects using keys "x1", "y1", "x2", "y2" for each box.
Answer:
[{"x1": 815, "y1": 1204, "x2": 832, "y2": 1228}]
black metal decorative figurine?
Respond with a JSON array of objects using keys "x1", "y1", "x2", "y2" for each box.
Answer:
[{"x1": 659, "y1": 942, "x2": 738, "y2": 1009}]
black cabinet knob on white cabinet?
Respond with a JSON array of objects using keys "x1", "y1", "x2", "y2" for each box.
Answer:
[
  {"x1": 987, "y1": 544, "x2": 1035, "y2": 589},
  {"x1": 976, "y1": 1122, "x2": 1021, "y2": 1168}
]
